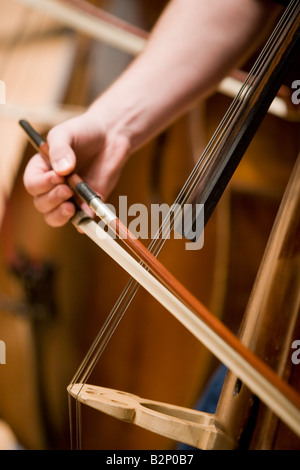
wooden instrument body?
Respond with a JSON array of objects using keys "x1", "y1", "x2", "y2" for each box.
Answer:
[
  {"x1": 0, "y1": 0, "x2": 299, "y2": 450},
  {"x1": 0, "y1": 0, "x2": 218, "y2": 449}
]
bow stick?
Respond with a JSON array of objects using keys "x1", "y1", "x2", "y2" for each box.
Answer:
[{"x1": 20, "y1": 120, "x2": 300, "y2": 438}]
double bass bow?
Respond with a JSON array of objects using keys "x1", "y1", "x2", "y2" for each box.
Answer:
[
  {"x1": 20, "y1": 0, "x2": 300, "y2": 449},
  {"x1": 19, "y1": 123, "x2": 300, "y2": 448}
]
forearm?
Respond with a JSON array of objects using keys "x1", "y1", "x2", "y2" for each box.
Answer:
[{"x1": 89, "y1": 0, "x2": 282, "y2": 153}]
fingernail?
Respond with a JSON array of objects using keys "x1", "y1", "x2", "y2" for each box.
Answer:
[{"x1": 53, "y1": 158, "x2": 70, "y2": 173}]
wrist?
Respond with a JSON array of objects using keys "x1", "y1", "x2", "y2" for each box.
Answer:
[{"x1": 86, "y1": 89, "x2": 143, "y2": 156}]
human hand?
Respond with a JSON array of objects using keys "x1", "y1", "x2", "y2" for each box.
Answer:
[{"x1": 23, "y1": 110, "x2": 131, "y2": 227}]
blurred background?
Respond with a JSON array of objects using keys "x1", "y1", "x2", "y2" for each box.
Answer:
[{"x1": 0, "y1": 0, "x2": 299, "y2": 450}]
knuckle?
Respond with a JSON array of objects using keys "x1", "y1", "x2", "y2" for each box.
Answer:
[
  {"x1": 44, "y1": 202, "x2": 75, "y2": 227},
  {"x1": 33, "y1": 195, "x2": 46, "y2": 214},
  {"x1": 23, "y1": 175, "x2": 36, "y2": 195},
  {"x1": 47, "y1": 125, "x2": 60, "y2": 142}
]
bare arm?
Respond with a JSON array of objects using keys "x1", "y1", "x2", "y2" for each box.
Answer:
[
  {"x1": 23, "y1": 0, "x2": 282, "y2": 226},
  {"x1": 96, "y1": 0, "x2": 281, "y2": 150}
]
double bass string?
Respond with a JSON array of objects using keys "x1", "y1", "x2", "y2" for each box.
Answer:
[
  {"x1": 68, "y1": 81, "x2": 248, "y2": 387},
  {"x1": 68, "y1": 1, "x2": 298, "y2": 448}
]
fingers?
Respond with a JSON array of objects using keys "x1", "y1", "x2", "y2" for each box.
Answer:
[
  {"x1": 43, "y1": 201, "x2": 76, "y2": 227},
  {"x1": 47, "y1": 123, "x2": 77, "y2": 176},
  {"x1": 33, "y1": 183, "x2": 73, "y2": 214},
  {"x1": 23, "y1": 119, "x2": 81, "y2": 227},
  {"x1": 23, "y1": 115, "x2": 127, "y2": 228},
  {"x1": 23, "y1": 153, "x2": 65, "y2": 196},
  {"x1": 23, "y1": 152, "x2": 76, "y2": 227}
]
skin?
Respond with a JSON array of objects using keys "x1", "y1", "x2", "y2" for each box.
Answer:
[{"x1": 23, "y1": 0, "x2": 282, "y2": 227}]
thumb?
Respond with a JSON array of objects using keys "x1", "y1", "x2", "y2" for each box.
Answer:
[{"x1": 47, "y1": 126, "x2": 76, "y2": 176}]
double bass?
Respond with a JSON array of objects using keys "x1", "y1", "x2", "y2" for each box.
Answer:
[
  {"x1": 62, "y1": 0, "x2": 300, "y2": 450},
  {"x1": 0, "y1": 0, "x2": 224, "y2": 449},
  {"x1": 0, "y1": 0, "x2": 300, "y2": 450}
]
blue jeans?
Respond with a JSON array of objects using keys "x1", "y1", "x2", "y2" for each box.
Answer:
[{"x1": 177, "y1": 364, "x2": 227, "y2": 450}]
